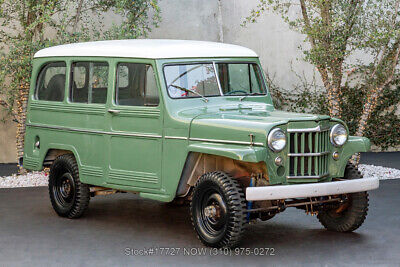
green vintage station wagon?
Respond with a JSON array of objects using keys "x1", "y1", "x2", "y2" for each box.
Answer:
[{"x1": 22, "y1": 39, "x2": 379, "y2": 248}]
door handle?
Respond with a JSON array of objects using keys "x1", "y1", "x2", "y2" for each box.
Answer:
[{"x1": 108, "y1": 109, "x2": 121, "y2": 115}]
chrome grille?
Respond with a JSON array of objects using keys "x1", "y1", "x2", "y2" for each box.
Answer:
[{"x1": 287, "y1": 126, "x2": 330, "y2": 179}]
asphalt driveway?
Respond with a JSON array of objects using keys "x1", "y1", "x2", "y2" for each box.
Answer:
[{"x1": 0, "y1": 179, "x2": 399, "y2": 266}]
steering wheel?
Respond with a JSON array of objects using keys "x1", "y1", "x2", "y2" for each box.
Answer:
[{"x1": 224, "y1": 90, "x2": 248, "y2": 96}]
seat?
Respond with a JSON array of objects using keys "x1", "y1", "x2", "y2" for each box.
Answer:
[{"x1": 46, "y1": 74, "x2": 66, "y2": 101}]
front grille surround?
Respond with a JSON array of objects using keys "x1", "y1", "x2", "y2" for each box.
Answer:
[{"x1": 287, "y1": 125, "x2": 330, "y2": 179}]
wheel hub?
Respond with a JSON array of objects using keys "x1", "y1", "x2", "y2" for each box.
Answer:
[
  {"x1": 204, "y1": 205, "x2": 219, "y2": 220},
  {"x1": 61, "y1": 180, "x2": 72, "y2": 198},
  {"x1": 53, "y1": 172, "x2": 76, "y2": 207}
]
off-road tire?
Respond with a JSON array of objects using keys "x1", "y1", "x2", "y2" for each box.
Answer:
[
  {"x1": 190, "y1": 171, "x2": 246, "y2": 248},
  {"x1": 49, "y1": 154, "x2": 90, "y2": 218},
  {"x1": 317, "y1": 163, "x2": 369, "y2": 232}
]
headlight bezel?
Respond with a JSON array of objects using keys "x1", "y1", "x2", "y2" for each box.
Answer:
[
  {"x1": 267, "y1": 128, "x2": 287, "y2": 152},
  {"x1": 330, "y1": 124, "x2": 348, "y2": 147}
]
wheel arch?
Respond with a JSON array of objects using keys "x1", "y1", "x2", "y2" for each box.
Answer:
[
  {"x1": 175, "y1": 149, "x2": 268, "y2": 198},
  {"x1": 41, "y1": 144, "x2": 81, "y2": 168}
]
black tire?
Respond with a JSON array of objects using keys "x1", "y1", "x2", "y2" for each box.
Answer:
[
  {"x1": 317, "y1": 163, "x2": 369, "y2": 232},
  {"x1": 190, "y1": 171, "x2": 246, "y2": 248},
  {"x1": 49, "y1": 154, "x2": 90, "y2": 218}
]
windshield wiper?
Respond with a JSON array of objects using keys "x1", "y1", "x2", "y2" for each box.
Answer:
[
  {"x1": 169, "y1": 84, "x2": 209, "y2": 103},
  {"x1": 239, "y1": 92, "x2": 263, "y2": 101}
]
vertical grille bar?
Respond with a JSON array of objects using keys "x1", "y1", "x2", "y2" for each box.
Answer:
[
  {"x1": 322, "y1": 131, "x2": 326, "y2": 174},
  {"x1": 324, "y1": 131, "x2": 329, "y2": 173},
  {"x1": 294, "y1": 133, "x2": 298, "y2": 175},
  {"x1": 315, "y1": 132, "x2": 319, "y2": 174},
  {"x1": 300, "y1": 133, "x2": 305, "y2": 175},
  {"x1": 308, "y1": 133, "x2": 312, "y2": 175},
  {"x1": 320, "y1": 132, "x2": 323, "y2": 174}
]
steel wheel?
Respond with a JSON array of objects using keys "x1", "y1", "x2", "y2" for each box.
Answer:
[
  {"x1": 197, "y1": 191, "x2": 228, "y2": 240},
  {"x1": 191, "y1": 171, "x2": 246, "y2": 248},
  {"x1": 53, "y1": 172, "x2": 76, "y2": 209},
  {"x1": 49, "y1": 154, "x2": 90, "y2": 218}
]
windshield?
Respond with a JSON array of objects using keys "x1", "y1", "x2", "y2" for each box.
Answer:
[{"x1": 164, "y1": 62, "x2": 266, "y2": 99}]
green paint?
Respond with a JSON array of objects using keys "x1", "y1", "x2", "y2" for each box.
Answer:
[{"x1": 23, "y1": 56, "x2": 370, "y2": 202}]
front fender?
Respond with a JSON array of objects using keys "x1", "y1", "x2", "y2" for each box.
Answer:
[
  {"x1": 187, "y1": 142, "x2": 267, "y2": 163},
  {"x1": 336, "y1": 136, "x2": 371, "y2": 176}
]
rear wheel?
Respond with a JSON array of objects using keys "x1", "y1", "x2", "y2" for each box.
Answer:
[
  {"x1": 190, "y1": 171, "x2": 246, "y2": 248},
  {"x1": 49, "y1": 154, "x2": 90, "y2": 218},
  {"x1": 317, "y1": 163, "x2": 369, "y2": 232}
]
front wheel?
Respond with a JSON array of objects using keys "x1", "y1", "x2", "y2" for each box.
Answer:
[
  {"x1": 190, "y1": 171, "x2": 246, "y2": 248},
  {"x1": 317, "y1": 163, "x2": 369, "y2": 232},
  {"x1": 49, "y1": 154, "x2": 90, "y2": 218}
]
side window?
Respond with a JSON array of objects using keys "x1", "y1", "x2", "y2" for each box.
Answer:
[
  {"x1": 70, "y1": 62, "x2": 109, "y2": 104},
  {"x1": 35, "y1": 62, "x2": 66, "y2": 101},
  {"x1": 116, "y1": 63, "x2": 159, "y2": 106}
]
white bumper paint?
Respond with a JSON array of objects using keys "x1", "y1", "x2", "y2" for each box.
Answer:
[{"x1": 245, "y1": 177, "x2": 379, "y2": 201}]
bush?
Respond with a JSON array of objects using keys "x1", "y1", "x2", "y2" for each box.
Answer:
[{"x1": 267, "y1": 72, "x2": 400, "y2": 150}]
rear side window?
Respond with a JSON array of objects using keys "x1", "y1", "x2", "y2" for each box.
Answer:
[
  {"x1": 70, "y1": 62, "x2": 109, "y2": 104},
  {"x1": 35, "y1": 62, "x2": 66, "y2": 101},
  {"x1": 116, "y1": 63, "x2": 159, "y2": 106}
]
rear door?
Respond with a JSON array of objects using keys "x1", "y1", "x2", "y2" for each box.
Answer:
[{"x1": 106, "y1": 59, "x2": 163, "y2": 189}]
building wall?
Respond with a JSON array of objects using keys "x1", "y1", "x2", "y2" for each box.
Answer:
[
  {"x1": 147, "y1": 0, "x2": 317, "y2": 89},
  {"x1": 149, "y1": 0, "x2": 222, "y2": 42}
]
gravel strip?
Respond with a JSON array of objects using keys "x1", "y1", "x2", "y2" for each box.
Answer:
[
  {"x1": 0, "y1": 164, "x2": 399, "y2": 188},
  {"x1": 358, "y1": 164, "x2": 400, "y2": 180},
  {"x1": 0, "y1": 172, "x2": 48, "y2": 188}
]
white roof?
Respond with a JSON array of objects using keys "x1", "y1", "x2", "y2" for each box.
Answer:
[{"x1": 34, "y1": 39, "x2": 258, "y2": 59}]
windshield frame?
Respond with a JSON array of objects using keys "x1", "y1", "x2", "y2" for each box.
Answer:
[{"x1": 162, "y1": 60, "x2": 268, "y2": 100}]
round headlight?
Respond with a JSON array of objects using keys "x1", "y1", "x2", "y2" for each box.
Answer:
[
  {"x1": 268, "y1": 128, "x2": 286, "y2": 152},
  {"x1": 330, "y1": 124, "x2": 348, "y2": 147}
]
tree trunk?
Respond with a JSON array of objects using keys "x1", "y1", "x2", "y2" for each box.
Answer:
[
  {"x1": 352, "y1": 42, "x2": 400, "y2": 164},
  {"x1": 16, "y1": 82, "x2": 29, "y2": 174},
  {"x1": 350, "y1": 88, "x2": 381, "y2": 165},
  {"x1": 316, "y1": 68, "x2": 342, "y2": 118},
  {"x1": 328, "y1": 85, "x2": 342, "y2": 118}
]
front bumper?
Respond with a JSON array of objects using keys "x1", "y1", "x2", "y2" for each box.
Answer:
[{"x1": 246, "y1": 177, "x2": 379, "y2": 201}]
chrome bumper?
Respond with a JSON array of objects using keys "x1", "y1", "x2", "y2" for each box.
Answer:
[{"x1": 245, "y1": 177, "x2": 379, "y2": 201}]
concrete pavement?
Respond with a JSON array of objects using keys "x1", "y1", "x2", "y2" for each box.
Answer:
[{"x1": 0, "y1": 179, "x2": 399, "y2": 266}]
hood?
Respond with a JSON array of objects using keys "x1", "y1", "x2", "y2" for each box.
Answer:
[{"x1": 188, "y1": 104, "x2": 330, "y2": 145}]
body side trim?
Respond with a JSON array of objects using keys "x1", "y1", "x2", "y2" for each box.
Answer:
[
  {"x1": 26, "y1": 123, "x2": 162, "y2": 138},
  {"x1": 27, "y1": 123, "x2": 264, "y2": 146},
  {"x1": 189, "y1": 137, "x2": 264, "y2": 147}
]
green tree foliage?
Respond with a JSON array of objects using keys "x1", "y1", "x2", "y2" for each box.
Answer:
[
  {"x1": 244, "y1": 0, "x2": 400, "y2": 152},
  {"x1": 0, "y1": 0, "x2": 160, "y2": 168}
]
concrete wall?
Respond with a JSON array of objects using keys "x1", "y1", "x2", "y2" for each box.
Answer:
[
  {"x1": 149, "y1": 0, "x2": 221, "y2": 42},
  {"x1": 147, "y1": 0, "x2": 316, "y2": 89}
]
